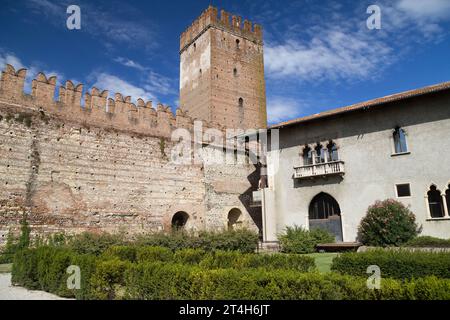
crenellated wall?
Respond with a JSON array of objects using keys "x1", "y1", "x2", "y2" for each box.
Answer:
[{"x1": 0, "y1": 64, "x2": 261, "y2": 242}]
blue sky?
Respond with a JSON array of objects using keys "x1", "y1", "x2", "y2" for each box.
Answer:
[{"x1": 1, "y1": 0, "x2": 449, "y2": 125}]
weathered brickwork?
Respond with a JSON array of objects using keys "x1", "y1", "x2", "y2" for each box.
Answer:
[
  {"x1": 0, "y1": 66, "x2": 260, "y2": 242},
  {"x1": 180, "y1": 6, "x2": 267, "y2": 130},
  {"x1": 0, "y1": 6, "x2": 266, "y2": 243}
]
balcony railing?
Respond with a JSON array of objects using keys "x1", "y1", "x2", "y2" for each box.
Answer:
[{"x1": 294, "y1": 160, "x2": 345, "y2": 179}]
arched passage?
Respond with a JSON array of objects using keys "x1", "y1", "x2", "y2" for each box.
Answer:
[
  {"x1": 171, "y1": 211, "x2": 189, "y2": 230},
  {"x1": 308, "y1": 193, "x2": 343, "y2": 242},
  {"x1": 228, "y1": 208, "x2": 242, "y2": 230}
]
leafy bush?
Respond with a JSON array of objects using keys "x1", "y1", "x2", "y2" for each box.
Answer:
[
  {"x1": 199, "y1": 250, "x2": 315, "y2": 272},
  {"x1": 404, "y1": 236, "x2": 450, "y2": 248},
  {"x1": 331, "y1": 249, "x2": 450, "y2": 279},
  {"x1": 278, "y1": 226, "x2": 335, "y2": 254},
  {"x1": 102, "y1": 246, "x2": 138, "y2": 262},
  {"x1": 11, "y1": 248, "x2": 39, "y2": 289},
  {"x1": 358, "y1": 199, "x2": 420, "y2": 246},
  {"x1": 135, "y1": 229, "x2": 259, "y2": 253},
  {"x1": 173, "y1": 248, "x2": 207, "y2": 265},
  {"x1": 67, "y1": 232, "x2": 127, "y2": 256},
  {"x1": 137, "y1": 246, "x2": 173, "y2": 263},
  {"x1": 90, "y1": 258, "x2": 132, "y2": 300},
  {"x1": 0, "y1": 215, "x2": 31, "y2": 263}
]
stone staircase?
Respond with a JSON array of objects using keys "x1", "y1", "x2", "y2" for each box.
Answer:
[{"x1": 257, "y1": 241, "x2": 281, "y2": 254}]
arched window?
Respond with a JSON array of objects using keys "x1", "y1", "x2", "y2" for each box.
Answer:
[
  {"x1": 302, "y1": 145, "x2": 313, "y2": 165},
  {"x1": 233, "y1": 68, "x2": 238, "y2": 77},
  {"x1": 314, "y1": 144, "x2": 325, "y2": 164},
  {"x1": 427, "y1": 186, "x2": 444, "y2": 218},
  {"x1": 236, "y1": 39, "x2": 240, "y2": 49},
  {"x1": 171, "y1": 211, "x2": 189, "y2": 230},
  {"x1": 238, "y1": 98, "x2": 244, "y2": 108},
  {"x1": 309, "y1": 193, "x2": 341, "y2": 220},
  {"x1": 327, "y1": 140, "x2": 339, "y2": 162},
  {"x1": 393, "y1": 127, "x2": 408, "y2": 154},
  {"x1": 228, "y1": 208, "x2": 242, "y2": 230}
]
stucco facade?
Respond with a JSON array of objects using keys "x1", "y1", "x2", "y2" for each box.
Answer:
[{"x1": 262, "y1": 88, "x2": 450, "y2": 242}]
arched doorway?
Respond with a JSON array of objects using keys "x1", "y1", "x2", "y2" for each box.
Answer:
[
  {"x1": 228, "y1": 208, "x2": 242, "y2": 230},
  {"x1": 308, "y1": 193, "x2": 343, "y2": 242},
  {"x1": 171, "y1": 211, "x2": 189, "y2": 230}
]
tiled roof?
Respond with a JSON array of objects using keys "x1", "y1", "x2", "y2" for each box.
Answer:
[{"x1": 270, "y1": 81, "x2": 450, "y2": 129}]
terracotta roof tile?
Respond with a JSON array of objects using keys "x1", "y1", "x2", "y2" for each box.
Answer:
[{"x1": 270, "y1": 81, "x2": 450, "y2": 129}]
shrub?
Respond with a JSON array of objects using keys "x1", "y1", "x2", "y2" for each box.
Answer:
[
  {"x1": 135, "y1": 229, "x2": 258, "y2": 253},
  {"x1": 358, "y1": 199, "x2": 420, "y2": 246},
  {"x1": 125, "y1": 262, "x2": 195, "y2": 300},
  {"x1": 137, "y1": 246, "x2": 173, "y2": 263},
  {"x1": 404, "y1": 236, "x2": 450, "y2": 248},
  {"x1": 278, "y1": 226, "x2": 335, "y2": 254},
  {"x1": 11, "y1": 248, "x2": 39, "y2": 289},
  {"x1": 0, "y1": 215, "x2": 31, "y2": 264},
  {"x1": 331, "y1": 249, "x2": 450, "y2": 279},
  {"x1": 90, "y1": 258, "x2": 132, "y2": 300},
  {"x1": 199, "y1": 251, "x2": 315, "y2": 272},
  {"x1": 67, "y1": 232, "x2": 127, "y2": 256},
  {"x1": 173, "y1": 248, "x2": 207, "y2": 265},
  {"x1": 102, "y1": 246, "x2": 138, "y2": 262},
  {"x1": 35, "y1": 246, "x2": 74, "y2": 297}
]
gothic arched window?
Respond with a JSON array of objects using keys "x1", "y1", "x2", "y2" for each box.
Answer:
[
  {"x1": 327, "y1": 140, "x2": 339, "y2": 162},
  {"x1": 309, "y1": 192, "x2": 341, "y2": 220},
  {"x1": 393, "y1": 127, "x2": 408, "y2": 154},
  {"x1": 427, "y1": 185, "x2": 444, "y2": 218},
  {"x1": 302, "y1": 146, "x2": 313, "y2": 165},
  {"x1": 314, "y1": 144, "x2": 325, "y2": 164}
]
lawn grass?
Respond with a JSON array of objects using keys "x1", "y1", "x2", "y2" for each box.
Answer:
[
  {"x1": 0, "y1": 264, "x2": 12, "y2": 273},
  {"x1": 305, "y1": 253, "x2": 338, "y2": 273}
]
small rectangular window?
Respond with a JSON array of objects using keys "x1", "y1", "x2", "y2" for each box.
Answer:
[{"x1": 396, "y1": 184, "x2": 411, "y2": 197}]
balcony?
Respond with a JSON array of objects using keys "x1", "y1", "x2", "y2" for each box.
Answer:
[{"x1": 294, "y1": 161, "x2": 345, "y2": 180}]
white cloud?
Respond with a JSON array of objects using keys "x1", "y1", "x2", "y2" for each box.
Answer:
[
  {"x1": 265, "y1": 30, "x2": 393, "y2": 81},
  {"x1": 25, "y1": 0, "x2": 157, "y2": 49},
  {"x1": 114, "y1": 57, "x2": 146, "y2": 71},
  {"x1": 267, "y1": 97, "x2": 305, "y2": 124},
  {"x1": 90, "y1": 72, "x2": 156, "y2": 102},
  {"x1": 396, "y1": 0, "x2": 450, "y2": 20},
  {"x1": 0, "y1": 53, "x2": 24, "y2": 70}
]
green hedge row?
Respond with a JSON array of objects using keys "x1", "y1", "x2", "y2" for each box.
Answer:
[
  {"x1": 404, "y1": 236, "x2": 450, "y2": 248},
  {"x1": 331, "y1": 249, "x2": 450, "y2": 280},
  {"x1": 11, "y1": 246, "x2": 314, "y2": 299},
  {"x1": 102, "y1": 246, "x2": 316, "y2": 272},
  {"x1": 124, "y1": 263, "x2": 450, "y2": 300},
  {"x1": 12, "y1": 246, "x2": 450, "y2": 300}
]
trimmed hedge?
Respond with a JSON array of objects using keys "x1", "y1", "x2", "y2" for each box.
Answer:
[
  {"x1": 124, "y1": 262, "x2": 450, "y2": 300},
  {"x1": 331, "y1": 249, "x2": 450, "y2": 280},
  {"x1": 135, "y1": 229, "x2": 259, "y2": 253},
  {"x1": 12, "y1": 245, "x2": 450, "y2": 300},
  {"x1": 404, "y1": 236, "x2": 450, "y2": 248}
]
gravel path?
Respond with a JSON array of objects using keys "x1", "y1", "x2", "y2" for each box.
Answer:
[{"x1": 0, "y1": 273, "x2": 69, "y2": 300}]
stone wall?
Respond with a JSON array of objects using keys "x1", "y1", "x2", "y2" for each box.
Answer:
[{"x1": 0, "y1": 65, "x2": 260, "y2": 244}]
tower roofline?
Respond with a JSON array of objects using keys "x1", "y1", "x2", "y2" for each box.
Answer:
[{"x1": 180, "y1": 6, "x2": 263, "y2": 53}]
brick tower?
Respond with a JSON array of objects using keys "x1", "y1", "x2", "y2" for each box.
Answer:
[{"x1": 179, "y1": 6, "x2": 267, "y2": 130}]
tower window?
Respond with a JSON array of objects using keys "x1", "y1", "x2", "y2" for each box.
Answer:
[
  {"x1": 238, "y1": 98, "x2": 243, "y2": 108},
  {"x1": 193, "y1": 43, "x2": 196, "y2": 51},
  {"x1": 233, "y1": 68, "x2": 237, "y2": 76},
  {"x1": 236, "y1": 39, "x2": 240, "y2": 49}
]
